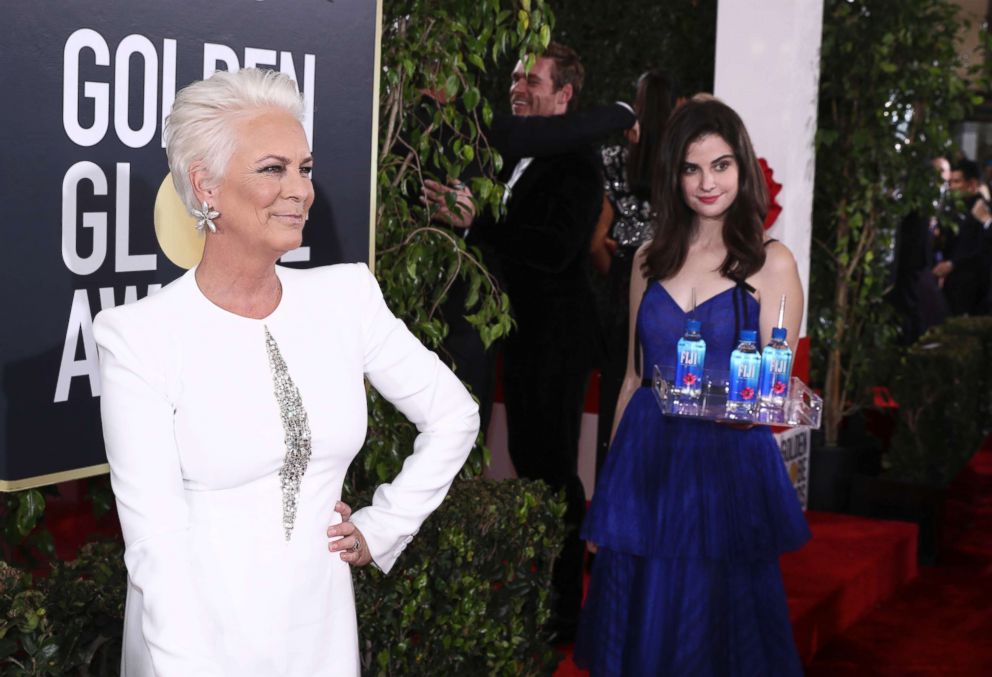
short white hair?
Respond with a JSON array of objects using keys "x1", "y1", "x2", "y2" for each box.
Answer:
[{"x1": 164, "y1": 68, "x2": 306, "y2": 213}]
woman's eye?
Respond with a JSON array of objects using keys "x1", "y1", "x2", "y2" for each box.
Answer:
[
  {"x1": 682, "y1": 165, "x2": 696, "y2": 175},
  {"x1": 261, "y1": 165, "x2": 285, "y2": 174},
  {"x1": 715, "y1": 161, "x2": 731, "y2": 171},
  {"x1": 301, "y1": 166, "x2": 314, "y2": 178}
]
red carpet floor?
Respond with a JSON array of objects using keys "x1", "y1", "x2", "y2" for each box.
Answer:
[{"x1": 807, "y1": 446, "x2": 992, "y2": 675}]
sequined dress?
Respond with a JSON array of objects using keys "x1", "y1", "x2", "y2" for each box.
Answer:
[
  {"x1": 575, "y1": 282, "x2": 810, "y2": 676},
  {"x1": 600, "y1": 144, "x2": 653, "y2": 250},
  {"x1": 595, "y1": 145, "x2": 656, "y2": 467},
  {"x1": 94, "y1": 264, "x2": 478, "y2": 676}
]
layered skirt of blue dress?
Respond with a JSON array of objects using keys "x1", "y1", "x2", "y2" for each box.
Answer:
[{"x1": 574, "y1": 384, "x2": 811, "y2": 676}]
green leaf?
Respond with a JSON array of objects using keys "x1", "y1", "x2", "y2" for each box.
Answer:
[
  {"x1": 467, "y1": 53, "x2": 486, "y2": 73},
  {"x1": 443, "y1": 74, "x2": 459, "y2": 99},
  {"x1": 16, "y1": 490, "x2": 45, "y2": 537},
  {"x1": 463, "y1": 86, "x2": 481, "y2": 111},
  {"x1": 518, "y1": 9, "x2": 530, "y2": 31},
  {"x1": 539, "y1": 24, "x2": 551, "y2": 49}
]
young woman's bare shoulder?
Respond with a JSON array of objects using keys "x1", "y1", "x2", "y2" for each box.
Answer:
[{"x1": 761, "y1": 239, "x2": 798, "y2": 275}]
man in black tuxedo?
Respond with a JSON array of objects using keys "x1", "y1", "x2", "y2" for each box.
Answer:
[
  {"x1": 466, "y1": 42, "x2": 603, "y2": 639},
  {"x1": 934, "y1": 160, "x2": 991, "y2": 315},
  {"x1": 423, "y1": 100, "x2": 635, "y2": 436}
]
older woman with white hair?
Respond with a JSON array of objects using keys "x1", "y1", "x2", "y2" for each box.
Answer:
[{"x1": 94, "y1": 68, "x2": 479, "y2": 676}]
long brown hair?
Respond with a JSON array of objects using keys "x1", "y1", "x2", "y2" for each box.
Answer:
[
  {"x1": 642, "y1": 97, "x2": 767, "y2": 281},
  {"x1": 626, "y1": 70, "x2": 676, "y2": 200}
]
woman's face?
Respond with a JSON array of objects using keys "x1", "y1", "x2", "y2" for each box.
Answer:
[
  {"x1": 679, "y1": 133, "x2": 739, "y2": 221},
  {"x1": 212, "y1": 108, "x2": 314, "y2": 256}
]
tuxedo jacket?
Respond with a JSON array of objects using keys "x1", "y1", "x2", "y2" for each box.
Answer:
[
  {"x1": 469, "y1": 146, "x2": 604, "y2": 342},
  {"x1": 944, "y1": 195, "x2": 989, "y2": 314},
  {"x1": 441, "y1": 105, "x2": 631, "y2": 325}
]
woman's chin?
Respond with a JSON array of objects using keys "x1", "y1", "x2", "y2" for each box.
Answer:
[{"x1": 274, "y1": 232, "x2": 305, "y2": 256}]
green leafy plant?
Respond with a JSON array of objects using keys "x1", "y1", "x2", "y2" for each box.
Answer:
[
  {"x1": 886, "y1": 317, "x2": 992, "y2": 486},
  {"x1": 1, "y1": 541, "x2": 125, "y2": 676},
  {"x1": 811, "y1": 0, "x2": 986, "y2": 447},
  {"x1": 354, "y1": 479, "x2": 566, "y2": 676},
  {"x1": 1, "y1": 489, "x2": 55, "y2": 570},
  {"x1": 351, "y1": 0, "x2": 554, "y2": 493}
]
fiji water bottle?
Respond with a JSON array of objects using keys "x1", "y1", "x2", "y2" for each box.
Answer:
[
  {"x1": 727, "y1": 329, "x2": 761, "y2": 417},
  {"x1": 758, "y1": 326, "x2": 793, "y2": 408},
  {"x1": 675, "y1": 319, "x2": 706, "y2": 401}
]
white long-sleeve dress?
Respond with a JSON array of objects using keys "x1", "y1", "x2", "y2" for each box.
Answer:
[{"x1": 94, "y1": 263, "x2": 479, "y2": 676}]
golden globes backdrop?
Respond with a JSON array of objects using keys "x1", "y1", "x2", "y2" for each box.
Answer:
[{"x1": 0, "y1": 0, "x2": 381, "y2": 489}]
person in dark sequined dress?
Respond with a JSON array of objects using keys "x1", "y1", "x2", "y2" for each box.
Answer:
[{"x1": 591, "y1": 71, "x2": 678, "y2": 474}]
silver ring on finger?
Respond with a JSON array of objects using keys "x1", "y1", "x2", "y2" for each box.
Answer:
[{"x1": 351, "y1": 536, "x2": 362, "y2": 553}]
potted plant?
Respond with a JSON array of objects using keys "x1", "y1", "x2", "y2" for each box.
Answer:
[{"x1": 809, "y1": 0, "x2": 984, "y2": 510}]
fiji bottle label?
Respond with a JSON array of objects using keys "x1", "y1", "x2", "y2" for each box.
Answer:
[
  {"x1": 675, "y1": 343, "x2": 705, "y2": 399},
  {"x1": 759, "y1": 354, "x2": 791, "y2": 402},
  {"x1": 728, "y1": 357, "x2": 760, "y2": 404}
]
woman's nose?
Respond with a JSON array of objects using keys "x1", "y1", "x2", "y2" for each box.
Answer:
[
  {"x1": 699, "y1": 170, "x2": 716, "y2": 191},
  {"x1": 284, "y1": 169, "x2": 312, "y2": 201}
]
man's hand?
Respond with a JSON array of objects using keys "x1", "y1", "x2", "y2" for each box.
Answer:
[
  {"x1": 624, "y1": 119, "x2": 640, "y2": 145},
  {"x1": 423, "y1": 179, "x2": 476, "y2": 228},
  {"x1": 971, "y1": 198, "x2": 992, "y2": 227},
  {"x1": 932, "y1": 260, "x2": 954, "y2": 278}
]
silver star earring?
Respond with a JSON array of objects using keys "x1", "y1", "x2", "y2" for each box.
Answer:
[{"x1": 192, "y1": 201, "x2": 220, "y2": 233}]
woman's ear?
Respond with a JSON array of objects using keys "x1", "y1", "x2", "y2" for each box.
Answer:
[{"x1": 189, "y1": 161, "x2": 217, "y2": 206}]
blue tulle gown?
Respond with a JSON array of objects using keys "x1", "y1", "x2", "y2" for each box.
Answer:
[{"x1": 575, "y1": 281, "x2": 810, "y2": 676}]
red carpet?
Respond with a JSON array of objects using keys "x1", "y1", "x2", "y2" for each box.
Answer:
[
  {"x1": 782, "y1": 511, "x2": 918, "y2": 663},
  {"x1": 806, "y1": 446, "x2": 992, "y2": 675}
]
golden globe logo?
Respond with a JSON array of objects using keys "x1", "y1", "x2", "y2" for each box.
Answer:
[{"x1": 154, "y1": 174, "x2": 204, "y2": 270}]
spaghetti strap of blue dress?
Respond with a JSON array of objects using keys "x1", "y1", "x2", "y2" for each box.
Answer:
[{"x1": 574, "y1": 281, "x2": 810, "y2": 676}]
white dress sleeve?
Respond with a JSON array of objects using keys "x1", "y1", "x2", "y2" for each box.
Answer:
[
  {"x1": 94, "y1": 309, "x2": 220, "y2": 676},
  {"x1": 348, "y1": 264, "x2": 480, "y2": 574}
]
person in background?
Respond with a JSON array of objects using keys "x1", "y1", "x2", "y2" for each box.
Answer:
[
  {"x1": 589, "y1": 70, "x2": 678, "y2": 475},
  {"x1": 95, "y1": 68, "x2": 478, "y2": 675},
  {"x1": 889, "y1": 156, "x2": 951, "y2": 342},
  {"x1": 934, "y1": 159, "x2": 990, "y2": 315},
  {"x1": 421, "y1": 94, "x2": 636, "y2": 437},
  {"x1": 429, "y1": 41, "x2": 603, "y2": 641},
  {"x1": 575, "y1": 97, "x2": 809, "y2": 675}
]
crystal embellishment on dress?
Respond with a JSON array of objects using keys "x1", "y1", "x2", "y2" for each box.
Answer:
[{"x1": 265, "y1": 326, "x2": 312, "y2": 541}]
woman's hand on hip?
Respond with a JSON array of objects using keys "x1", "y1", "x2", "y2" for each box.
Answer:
[{"x1": 327, "y1": 501, "x2": 372, "y2": 567}]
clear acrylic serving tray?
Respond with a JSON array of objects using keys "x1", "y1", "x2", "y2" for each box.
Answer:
[{"x1": 650, "y1": 364, "x2": 822, "y2": 429}]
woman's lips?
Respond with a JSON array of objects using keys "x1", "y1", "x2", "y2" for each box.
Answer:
[
  {"x1": 697, "y1": 195, "x2": 721, "y2": 205},
  {"x1": 275, "y1": 214, "x2": 305, "y2": 226}
]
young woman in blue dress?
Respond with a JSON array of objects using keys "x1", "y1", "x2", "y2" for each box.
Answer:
[{"x1": 575, "y1": 96, "x2": 810, "y2": 676}]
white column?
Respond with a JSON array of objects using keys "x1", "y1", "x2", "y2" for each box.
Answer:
[{"x1": 714, "y1": 0, "x2": 824, "y2": 335}]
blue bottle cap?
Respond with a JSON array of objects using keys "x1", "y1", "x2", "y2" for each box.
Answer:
[
  {"x1": 739, "y1": 329, "x2": 758, "y2": 343},
  {"x1": 771, "y1": 326, "x2": 787, "y2": 341},
  {"x1": 686, "y1": 319, "x2": 702, "y2": 332}
]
